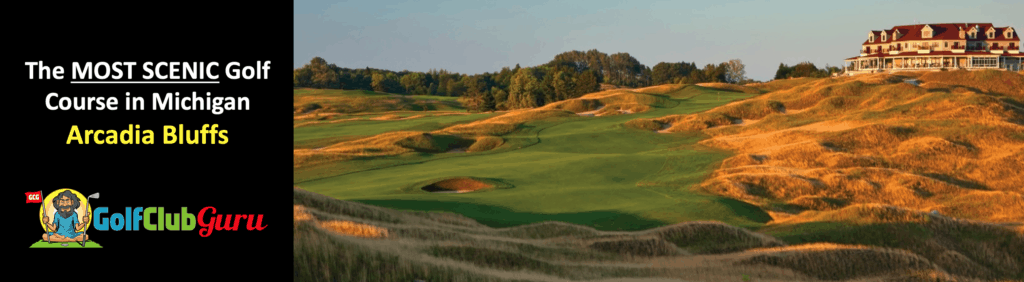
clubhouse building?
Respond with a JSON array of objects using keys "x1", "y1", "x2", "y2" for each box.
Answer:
[{"x1": 844, "y1": 23, "x2": 1022, "y2": 74}]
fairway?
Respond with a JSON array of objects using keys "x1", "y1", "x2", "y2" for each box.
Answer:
[
  {"x1": 294, "y1": 113, "x2": 497, "y2": 148},
  {"x1": 295, "y1": 87, "x2": 771, "y2": 231}
]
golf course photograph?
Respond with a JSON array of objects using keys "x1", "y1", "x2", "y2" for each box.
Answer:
[{"x1": 292, "y1": 1, "x2": 1023, "y2": 281}]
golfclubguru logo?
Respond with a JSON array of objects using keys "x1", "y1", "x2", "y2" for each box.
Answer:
[
  {"x1": 33, "y1": 188, "x2": 99, "y2": 248},
  {"x1": 94, "y1": 206, "x2": 268, "y2": 237},
  {"x1": 30, "y1": 189, "x2": 267, "y2": 248}
]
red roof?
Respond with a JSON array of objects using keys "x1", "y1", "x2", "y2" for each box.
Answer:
[
  {"x1": 863, "y1": 23, "x2": 1019, "y2": 45},
  {"x1": 843, "y1": 51, "x2": 1019, "y2": 60}
]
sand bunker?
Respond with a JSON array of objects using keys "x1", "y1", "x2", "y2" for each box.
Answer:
[
  {"x1": 421, "y1": 177, "x2": 495, "y2": 193},
  {"x1": 734, "y1": 119, "x2": 760, "y2": 126},
  {"x1": 577, "y1": 106, "x2": 606, "y2": 117},
  {"x1": 657, "y1": 123, "x2": 673, "y2": 133},
  {"x1": 447, "y1": 148, "x2": 466, "y2": 153}
]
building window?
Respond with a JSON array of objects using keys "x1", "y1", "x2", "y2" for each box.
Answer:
[
  {"x1": 972, "y1": 57, "x2": 997, "y2": 67},
  {"x1": 944, "y1": 42, "x2": 948, "y2": 48}
]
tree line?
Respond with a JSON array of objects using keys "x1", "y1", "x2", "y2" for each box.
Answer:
[
  {"x1": 294, "y1": 50, "x2": 753, "y2": 112},
  {"x1": 774, "y1": 62, "x2": 842, "y2": 79}
]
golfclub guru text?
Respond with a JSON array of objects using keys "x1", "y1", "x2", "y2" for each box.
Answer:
[{"x1": 93, "y1": 206, "x2": 267, "y2": 237}]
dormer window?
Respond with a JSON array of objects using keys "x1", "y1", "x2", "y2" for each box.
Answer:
[
  {"x1": 987, "y1": 27, "x2": 996, "y2": 39},
  {"x1": 1007, "y1": 28, "x2": 1015, "y2": 39},
  {"x1": 921, "y1": 25, "x2": 933, "y2": 39},
  {"x1": 882, "y1": 33, "x2": 887, "y2": 41}
]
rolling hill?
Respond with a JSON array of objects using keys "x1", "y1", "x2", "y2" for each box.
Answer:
[{"x1": 293, "y1": 70, "x2": 1024, "y2": 281}]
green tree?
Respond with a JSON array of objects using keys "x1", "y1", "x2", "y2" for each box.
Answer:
[
  {"x1": 725, "y1": 59, "x2": 746, "y2": 84},
  {"x1": 400, "y1": 73, "x2": 427, "y2": 95},
  {"x1": 371, "y1": 72, "x2": 400, "y2": 93},
  {"x1": 507, "y1": 68, "x2": 540, "y2": 109},
  {"x1": 491, "y1": 87, "x2": 508, "y2": 110},
  {"x1": 293, "y1": 67, "x2": 312, "y2": 86},
  {"x1": 774, "y1": 63, "x2": 791, "y2": 80},
  {"x1": 551, "y1": 71, "x2": 574, "y2": 101},
  {"x1": 295, "y1": 57, "x2": 341, "y2": 88},
  {"x1": 480, "y1": 88, "x2": 496, "y2": 111}
]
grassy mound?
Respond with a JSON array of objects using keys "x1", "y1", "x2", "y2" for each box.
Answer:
[
  {"x1": 437, "y1": 109, "x2": 576, "y2": 136},
  {"x1": 747, "y1": 77, "x2": 818, "y2": 93},
  {"x1": 294, "y1": 131, "x2": 482, "y2": 167},
  {"x1": 587, "y1": 237, "x2": 681, "y2": 257},
  {"x1": 696, "y1": 82, "x2": 762, "y2": 94},
  {"x1": 654, "y1": 221, "x2": 785, "y2": 254},
  {"x1": 542, "y1": 98, "x2": 602, "y2": 113},
  {"x1": 630, "y1": 84, "x2": 689, "y2": 94},
  {"x1": 761, "y1": 205, "x2": 1024, "y2": 280},
  {"x1": 638, "y1": 112, "x2": 734, "y2": 132},
  {"x1": 395, "y1": 133, "x2": 474, "y2": 153},
  {"x1": 629, "y1": 99, "x2": 783, "y2": 133},
  {"x1": 623, "y1": 118, "x2": 664, "y2": 131},
  {"x1": 917, "y1": 69, "x2": 1024, "y2": 102},
  {"x1": 294, "y1": 188, "x2": 1018, "y2": 281},
  {"x1": 713, "y1": 99, "x2": 785, "y2": 119},
  {"x1": 540, "y1": 88, "x2": 672, "y2": 117},
  {"x1": 738, "y1": 243, "x2": 940, "y2": 281},
  {"x1": 467, "y1": 136, "x2": 503, "y2": 152},
  {"x1": 657, "y1": 71, "x2": 1024, "y2": 224},
  {"x1": 293, "y1": 88, "x2": 464, "y2": 114}
]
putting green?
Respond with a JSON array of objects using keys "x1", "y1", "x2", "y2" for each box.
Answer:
[
  {"x1": 29, "y1": 240, "x2": 102, "y2": 248},
  {"x1": 295, "y1": 86, "x2": 770, "y2": 230}
]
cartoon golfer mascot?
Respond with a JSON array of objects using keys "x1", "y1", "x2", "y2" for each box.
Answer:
[{"x1": 42, "y1": 190, "x2": 90, "y2": 243}]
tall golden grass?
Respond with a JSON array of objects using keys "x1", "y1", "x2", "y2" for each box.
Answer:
[
  {"x1": 293, "y1": 188, "x2": 1019, "y2": 281},
  {"x1": 294, "y1": 205, "x2": 389, "y2": 238},
  {"x1": 675, "y1": 71, "x2": 1024, "y2": 224},
  {"x1": 739, "y1": 243, "x2": 940, "y2": 281}
]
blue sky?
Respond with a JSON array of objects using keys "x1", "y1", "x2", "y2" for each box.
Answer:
[{"x1": 295, "y1": 0, "x2": 1021, "y2": 81}]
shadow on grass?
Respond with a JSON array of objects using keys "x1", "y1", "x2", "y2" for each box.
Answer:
[
  {"x1": 355, "y1": 199, "x2": 669, "y2": 231},
  {"x1": 712, "y1": 197, "x2": 774, "y2": 225}
]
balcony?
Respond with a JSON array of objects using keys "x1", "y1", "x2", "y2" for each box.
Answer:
[
  {"x1": 991, "y1": 49, "x2": 1004, "y2": 54},
  {"x1": 917, "y1": 49, "x2": 931, "y2": 54}
]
